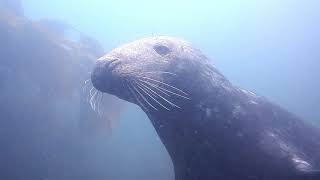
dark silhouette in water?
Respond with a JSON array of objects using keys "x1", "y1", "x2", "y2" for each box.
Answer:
[
  {"x1": 91, "y1": 36, "x2": 320, "y2": 180},
  {"x1": 0, "y1": 8, "x2": 125, "y2": 180}
]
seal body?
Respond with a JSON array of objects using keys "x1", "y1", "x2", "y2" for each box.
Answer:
[{"x1": 91, "y1": 36, "x2": 320, "y2": 180}]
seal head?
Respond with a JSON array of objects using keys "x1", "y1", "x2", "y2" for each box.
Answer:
[{"x1": 91, "y1": 36, "x2": 228, "y2": 110}]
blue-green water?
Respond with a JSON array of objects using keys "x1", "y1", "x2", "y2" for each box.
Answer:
[
  {"x1": 23, "y1": 0, "x2": 320, "y2": 122},
  {"x1": 1, "y1": 0, "x2": 319, "y2": 179}
]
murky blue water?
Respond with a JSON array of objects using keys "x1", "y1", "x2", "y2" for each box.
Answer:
[{"x1": 1, "y1": 0, "x2": 319, "y2": 179}]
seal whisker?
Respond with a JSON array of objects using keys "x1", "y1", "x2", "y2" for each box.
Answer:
[
  {"x1": 85, "y1": 86, "x2": 95, "y2": 103},
  {"x1": 93, "y1": 91, "x2": 98, "y2": 111},
  {"x1": 135, "y1": 80, "x2": 181, "y2": 109},
  {"x1": 136, "y1": 79, "x2": 169, "y2": 97},
  {"x1": 141, "y1": 71, "x2": 177, "y2": 76},
  {"x1": 90, "y1": 87, "x2": 96, "y2": 97},
  {"x1": 92, "y1": 91, "x2": 97, "y2": 111},
  {"x1": 82, "y1": 79, "x2": 91, "y2": 93},
  {"x1": 133, "y1": 80, "x2": 170, "y2": 111},
  {"x1": 137, "y1": 79, "x2": 190, "y2": 100},
  {"x1": 97, "y1": 92, "x2": 104, "y2": 116},
  {"x1": 89, "y1": 89, "x2": 94, "y2": 106},
  {"x1": 86, "y1": 89, "x2": 93, "y2": 103},
  {"x1": 140, "y1": 76, "x2": 188, "y2": 95},
  {"x1": 138, "y1": 79, "x2": 171, "y2": 96},
  {"x1": 130, "y1": 81, "x2": 158, "y2": 111},
  {"x1": 84, "y1": 84, "x2": 92, "y2": 103},
  {"x1": 126, "y1": 80, "x2": 149, "y2": 112},
  {"x1": 94, "y1": 91, "x2": 101, "y2": 112},
  {"x1": 93, "y1": 91, "x2": 99, "y2": 111},
  {"x1": 84, "y1": 79, "x2": 91, "y2": 84},
  {"x1": 90, "y1": 90, "x2": 98, "y2": 110}
]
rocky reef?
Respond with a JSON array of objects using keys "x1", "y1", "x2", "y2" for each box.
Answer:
[{"x1": 0, "y1": 6, "x2": 124, "y2": 180}]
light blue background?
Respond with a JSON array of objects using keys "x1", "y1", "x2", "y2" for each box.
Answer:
[{"x1": 21, "y1": 1, "x2": 320, "y2": 179}]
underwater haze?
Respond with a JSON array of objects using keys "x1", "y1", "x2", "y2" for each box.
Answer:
[
  {"x1": 0, "y1": 0, "x2": 319, "y2": 179},
  {"x1": 23, "y1": 0, "x2": 320, "y2": 122}
]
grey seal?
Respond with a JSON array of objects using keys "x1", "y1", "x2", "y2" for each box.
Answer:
[{"x1": 91, "y1": 36, "x2": 320, "y2": 180}]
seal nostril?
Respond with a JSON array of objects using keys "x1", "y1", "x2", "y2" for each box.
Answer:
[
  {"x1": 104, "y1": 59, "x2": 121, "y2": 70},
  {"x1": 110, "y1": 61, "x2": 121, "y2": 69},
  {"x1": 103, "y1": 59, "x2": 115, "y2": 67}
]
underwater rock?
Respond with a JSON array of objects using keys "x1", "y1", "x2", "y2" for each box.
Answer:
[{"x1": 0, "y1": 11, "x2": 125, "y2": 180}]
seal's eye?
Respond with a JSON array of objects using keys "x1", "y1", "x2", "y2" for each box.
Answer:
[{"x1": 153, "y1": 45, "x2": 171, "y2": 56}]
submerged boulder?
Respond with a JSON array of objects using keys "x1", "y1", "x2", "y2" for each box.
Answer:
[{"x1": 0, "y1": 10, "x2": 125, "y2": 180}]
